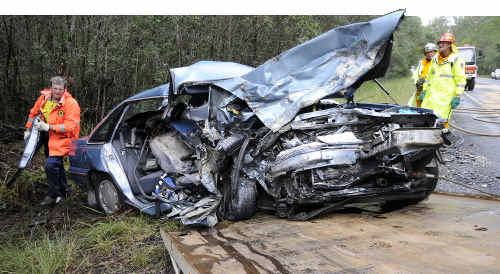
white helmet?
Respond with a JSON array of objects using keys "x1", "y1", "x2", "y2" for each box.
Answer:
[{"x1": 424, "y1": 43, "x2": 438, "y2": 53}]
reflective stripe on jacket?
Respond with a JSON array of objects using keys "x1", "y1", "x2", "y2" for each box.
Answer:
[
  {"x1": 421, "y1": 53, "x2": 466, "y2": 119},
  {"x1": 26, "y1": 89, "x2": 81, "y2": 156}
]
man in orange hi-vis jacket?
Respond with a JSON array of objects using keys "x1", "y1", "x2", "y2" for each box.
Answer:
[{"x1": 25, "y1": 76, "x2": 80, "y2": 206}]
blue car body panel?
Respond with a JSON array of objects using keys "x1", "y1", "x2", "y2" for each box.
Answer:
[
  {"x1": 169, "y1": 120, "x2": 200, "y2": 138},
  {"x1": 68, "y1": 137, "x2": 108, "y2": 188}
]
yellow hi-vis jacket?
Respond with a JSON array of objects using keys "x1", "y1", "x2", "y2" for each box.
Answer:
[
  {"x1": 421, "y1": 52, "x2": 466, "y2": 120},
  {"x1": 408, "y1": 58, "x2": 432, "y2": 107}
]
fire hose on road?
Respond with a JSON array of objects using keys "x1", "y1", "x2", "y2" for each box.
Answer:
[
  {"x1": 449, "y1": 92, "x2": 500, "y2": 136},
  {"x1": 438, "y1": 89, "x2": 500, "y2": 199},
  {"x1": 438, "y1": 176, "x2": 500, "y2": 200}
]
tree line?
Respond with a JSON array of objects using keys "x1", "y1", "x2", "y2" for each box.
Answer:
[{"x1": 1, "y1": 15, "x2": 497, "y2": 132}]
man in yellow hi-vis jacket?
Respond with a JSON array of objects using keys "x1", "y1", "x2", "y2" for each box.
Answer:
[
  {"x1": 408, "y1": 43, "x2": 438, "y2": 107},
  {"x1": 421, "y1": 33, "x2": 466, "y2": 129}
]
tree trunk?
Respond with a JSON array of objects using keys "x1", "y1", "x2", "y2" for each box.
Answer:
[
  {"x1": 1, "y1": 17, "x2": 12, "y2": 122},
  {"x1": 175, "y1": 19, "x2": 182, "y2": 67},
  {"x1": 226, "y1": 16, "x2": 233, "y2": 60},
  {"x1": 94, "y1": 18, "x2": 101, "y2": 123},
  {"x1": 252, "y1": 17, "x2": 259, "y2": 66},
  {"x1": 101, "y1": 45, "x2": 108, "y2": 120}
]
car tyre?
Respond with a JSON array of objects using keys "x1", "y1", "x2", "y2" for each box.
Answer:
[
  {"x1": 96, "y1": 179, "x2": 122, "y2": 215},
  {"x1": 87, "y1": 187, "x2": 98, "y2": 209},
  {"x1": 218, "y1": 177, "x2": 257, "y2": 221},
  {"x1": 218, "y1": 138, "x2": 257, "y2": 221},
  {"x1": 383, "y1": 157, "x2": 438, "y2": 210}
]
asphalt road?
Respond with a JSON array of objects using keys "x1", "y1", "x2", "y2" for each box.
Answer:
[
  {"x1": 452, "y1": 77, "x2": 500, "y2": 162},
  {"x1": 436, "y1": 77, "x2": 500, "y2": 198}
]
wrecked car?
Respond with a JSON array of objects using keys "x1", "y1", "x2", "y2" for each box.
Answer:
[{"x1": 68, "y1": 10, "x2": 444, "y2": 226}]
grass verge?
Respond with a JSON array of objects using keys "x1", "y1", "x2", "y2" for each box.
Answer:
[
  {"x1": 0, "y1": 141, "x2": 183, "y2": 272},
  {"x1": 353, "y1": 76, "x2": 415, "y2": 104}
]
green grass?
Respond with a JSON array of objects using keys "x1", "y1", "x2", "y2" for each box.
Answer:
[
  {"x1": 330, "y1": 76, "x2": 415, "y2": 106},
  {"x1": 78, "y1": 216, "x2": 158, "y2": 256},
  {"x1": 0, "y1": 232, "x2": 78, "y2": 274},
  {"x1": 0, "y1": 138, "x2": 186, "y2": 272},
  {"x1": 0, "y1": 214, "x2": 182, "y2": 273},
  {"x1": 353, "y1": 77, "x2": 415, "y2": 105}
]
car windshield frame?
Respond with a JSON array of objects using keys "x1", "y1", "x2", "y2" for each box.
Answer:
[
  {"x1": 87, "y1": 97, "x2": 167, "y2": 144},
  {"x1": 87, "y1": 104, "x2": 127, "y2": 144}
]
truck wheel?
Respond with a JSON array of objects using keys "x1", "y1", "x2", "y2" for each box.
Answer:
[
  {"x1": 468, "y1": 78, "x2": 475, "y2": 91},
  {"x1": 96, "y1": 179, "x2": 122, "y2": 215}
]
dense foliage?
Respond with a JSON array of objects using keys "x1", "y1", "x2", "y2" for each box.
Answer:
[
  {"x1": 1, "y1": 15, "x2": 497, "y2": 129},
  {"x1": 450, "y1": 16, "x2": 500, "y2": 74}
]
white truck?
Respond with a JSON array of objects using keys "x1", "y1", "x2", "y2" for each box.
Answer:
[{"x1": 457, "y1": 45, "x2": 478, "y2": 91}]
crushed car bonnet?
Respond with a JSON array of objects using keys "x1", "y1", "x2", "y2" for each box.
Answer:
[{"x1": 214, "y1": 10, "x2": 405, "y2": 131}]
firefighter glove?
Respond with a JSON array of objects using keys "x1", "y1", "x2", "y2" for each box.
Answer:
[
  {"x1": 418, "y1": 91, "x2": 426, "y2": 102},
  {"x1": 451, "y1": 97, "x2": 460, "y2": 109},
  {"x1": 24, "y1": 130, "x2": 30, "y2": 141},
  {"x1": 34, "y1": 121, "x2": 50, "y2": 132}
]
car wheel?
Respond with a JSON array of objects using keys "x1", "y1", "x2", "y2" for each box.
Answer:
[
  {"x1": 218, "y1": 177, "x2": 257, "y2": 221},
  {"x1": 217, "y1": 138, "x2": 257, "y2": 221},
  {"x1": 87, "y1": 187, "x2": 98, "y2": 208},
  {"x1": 383, "y1": 156, "x2": 438, "y2": 210},
  {"x1": 96, "y1": 179, "x2": 122, "y2": 215}
]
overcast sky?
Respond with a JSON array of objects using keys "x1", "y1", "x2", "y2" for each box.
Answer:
[{"x1": 2, "y1": 0, "x2": 495, "y2": 18}]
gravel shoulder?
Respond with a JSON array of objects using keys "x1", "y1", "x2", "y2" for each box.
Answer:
[{"x1": 435, "y1": 78, "x2": 500, "y2": 199}]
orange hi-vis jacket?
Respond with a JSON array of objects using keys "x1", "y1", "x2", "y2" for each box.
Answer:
[{"x1": 25, "y1": 89, "x2": 81, "y2": 156}]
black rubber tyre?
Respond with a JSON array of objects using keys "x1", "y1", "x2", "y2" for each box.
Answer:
[
  {"x1": 231, "y1": 178, "x2": 257, "y2": 219},
  {"x1": 87, "y1": 188, "x2": 98, "y2": 209},
  {"x1": 218, "y1": 137, "x2": 257, "y2": 221},
  {"x1": 466, "y1": 78, "x2": 476, "y2": 91},
  {"x1": 96, "y1": 179, "x2": 122, "y2": 215},
  {"x1": 218, "y1": 176, "x2": 258, "y2": 221},
  {"x1": 383, "y1": 157, "x2": 439, "y2": 210}
]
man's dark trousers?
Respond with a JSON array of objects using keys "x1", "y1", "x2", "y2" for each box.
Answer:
[{"x1": 45, "y1": 156, "x2": 69, "y2": 198}]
